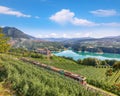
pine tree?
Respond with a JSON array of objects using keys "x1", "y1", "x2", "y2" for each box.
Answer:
[
  {"x1": 0, "y1": 27, "x2": 10, "y2": 53},
  {"x1": 113, "y1": 61, "x2": 120, "y2": 72}
]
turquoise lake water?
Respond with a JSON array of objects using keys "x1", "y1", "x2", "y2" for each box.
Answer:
[{"x1": 54, "y1": 50, "x2": 120, "y2": 61}]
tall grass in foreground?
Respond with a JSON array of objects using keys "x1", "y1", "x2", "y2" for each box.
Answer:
[
  {"x1": 0, "y1": 54, "x2": 102, "y2": 96},
  {"x1": 29, "y1": 55, "x2": 120, "y2": 95}
]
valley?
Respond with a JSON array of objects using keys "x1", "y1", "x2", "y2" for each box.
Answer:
[
  {"x1": 0, "y1": 0, "x2": 120, "y2": 95},
  {"x1": 0, "y1": 26, "x2": 120, "y2": 95}
]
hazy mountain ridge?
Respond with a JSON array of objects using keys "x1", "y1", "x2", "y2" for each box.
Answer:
[
  {"x1": 41, "y1": 36, "x2": 120, "y2": 42},
  {"x1": 3, "y1": 27, "x2": 35, "y2": 39},
  {"x1": 41, "y1": 38, "x2": 69, "y2": 42},
  {"x1": 2, "y1": 27, "x2": 120, "y2": 52},
  {"x1": 2, "y1": 26, "x2": 120, "y2": 42}
]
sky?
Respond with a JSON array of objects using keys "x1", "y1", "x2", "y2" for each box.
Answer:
[{"x1": 0, "y1": 0, "x2": 120, "y2": 38}]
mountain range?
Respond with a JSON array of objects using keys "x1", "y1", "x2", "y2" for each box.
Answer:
[
  {"x1": 2, "y1": 26, "x2": 120, "y2": 42},
  {"x1": 1, "y1": 26, "x2": 120, "y2": 54},
  {"x1": 1, "y1": 26, "x2": 120, "y2": 51}
]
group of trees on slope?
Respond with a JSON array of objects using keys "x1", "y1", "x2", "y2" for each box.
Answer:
[{"x1": 0, "y1": 27, "x2": 10, "y2": 53}]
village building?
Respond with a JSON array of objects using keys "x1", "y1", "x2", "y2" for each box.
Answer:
[{"x1": 36, "y1": 48, "x2": 51, "y2": 55}]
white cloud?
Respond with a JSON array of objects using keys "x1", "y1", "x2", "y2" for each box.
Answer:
[
  {"x1": 90, "y1": 9, "x2": 118, "y2": 17},
  {"x1": 24, "y1": 28, "x2": 120, "y2": 39},
  {"x1": 62, "y1": 33, "x2": 67, "y2": 38},
  {"x1": 35, "y1": 30, "x2": 93, "y2": 38},
  {"x1": 36, "y1": 32, "x2": 92, "y2": 38},
  {"x1": 49, "y1": 9, "x2": 74, "y2": 24},
  {"x1": 37, "y1": 34, "x2": 43, "y2": 38},
  {"x1": 49, "y1": 9, "x2": 96, "y2": 26},
  {"x1": 50, "y1": 9, "x2": 120, "y2": 27},
  {"x1": 35, "y1": 16, "x2": 40, "y2": 19},
  {"x1": 101, "y1": 22, "x2": 120, "y2": 27},
  {"x1": 37, "y1": 33, "x2": 58, "y2": 38},
  {"x1": 72, "y1": 17, "x2": 97, "y2": 26},
  {"x1": 50, "y1": 33, "x2": 58, "y2": 37},
  {"x1": 0, "y1": 6, "x2": 31, "y2": 17}
]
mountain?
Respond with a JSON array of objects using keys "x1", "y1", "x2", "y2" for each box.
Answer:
[
  {"x1": 60, "y1": 36, "x2": 120, "y2": 44},
  {"x1": 41, "y1": 37, "x2": 94, "y2": 42},
  {"x1": 2, "y1": 27, "x2": 35, "y2": 39},
  {"x1": 41, "y1": 38, "x2": 69, "y2": 42},
  {"x1": 2, "y1": 26, "x2": 120, "y2": 53},
  {"x1": 61, "y1": 36, "x2": 120, "y2": 53},
  {"x1": 2, "y1": 26, "x2": 41, "y2": 47},
  {"x1": 42, "y1": 36, "x2": 120, "y2": 42},
  {"x1": 1, "y1": 27, "x2": 64, "y2": 51},
  {"x1": 101, "y1": 36, "x2": 120, "y2": 41},
  {"x1": 62, "y1": 37, "x2": 95, "y2": 43}
]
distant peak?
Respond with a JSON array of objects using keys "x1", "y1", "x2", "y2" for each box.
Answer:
[{"x1": 2, "y1": 26, "x2": 35, "y2": 39}]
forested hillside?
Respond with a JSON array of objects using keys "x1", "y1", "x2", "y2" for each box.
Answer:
[
  {"x1": 0, "y1": 54, "x2": 102, "y2": 96},
  {"x1": 2, "y1": 27, "x2": 64, "y2": 51},
  {"x1": 62, "y1": 37, "x2": 120, "y2": 54},
  {"x1": 0, "y1": 48, "x2": 119, "y2": 95}
]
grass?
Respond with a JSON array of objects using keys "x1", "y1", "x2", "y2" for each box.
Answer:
[
  {"x1": 29, "y1": 55, "x2": 120, "y2": 85},
  {"x1": 3, "y1": 51, "x2": 120, "y2": 95},
  {"x1": 27, "y1": 55, "x2": 120, "y2": 95},
  {"x1": 0, "y1": 54, "x2": 102, "y2": 96}
]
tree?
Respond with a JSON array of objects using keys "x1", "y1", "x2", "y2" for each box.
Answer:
[
  {"x1": 0, "y1": 27, "x2": 10, "y2": 53},
  {"x1": 101, "y1": 61, "x2": 107, "y2": 65},
  {"x1": 82, "y1": 58, "x2": 100, "y2": 66},
  {"x1": 105, "y1": 60, "x2": 116, "y2": 66},
  {"x1": 105, "y1": 69, "x2": 113, "y2": 81},
  {"x1": 77, "y1": 59, "x2": 83, "y2": 64},
  {"x1": 105, "y1": 69, "x2": 113, "y2": 78},
  {"x1": 112, "y1": 62, "x2": 120, "y2": 83},
  {"x1": 113, "y1": 61, "x2": 120, "y2": 72}
]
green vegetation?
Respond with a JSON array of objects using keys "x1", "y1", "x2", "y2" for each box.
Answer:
[
  {"x1": 77, "y1": 57, "x2": 115, "y2": 67},
  {"x1": 1, "y1": 26, "x2": 120, "y2": 95},
  {"x1": 63, "y1": 38, "x2": 120, "y2": 54},
  {"x1": 0, "y1": 54, "x2": 101, "y2": 96},
  {"x1": 25, "y1": 53, "x2": 119, "y2": 95},
  {"x1": 0, "y1": 27, "x2": 10, "y2": 53},
  {"x1": 10, "y1": 39, "x2": 64, "y2": 51},
  {"x1": 0, "y1": 46, "x2": 119, "y2": 95},
  {"x1": 16, "y1": 41, "x2": 64, "y2": 51},
  {"x1": 8, "y1": 49, "x2": 120, "y2": 94},
  {"x1": 113, "y1": 61, "x2": 120, "y2": 71},
  {"x1": 82, "y1": 58, "x2": 100, "y2": 66}
]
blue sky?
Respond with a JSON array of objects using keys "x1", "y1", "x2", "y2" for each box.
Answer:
[{"x1": 0, "y1": 0, "x2": 120, "y2": 38}]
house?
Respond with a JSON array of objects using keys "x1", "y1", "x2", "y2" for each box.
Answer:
[{"x1": 36, "y1": 48, "x2": 51, "y2": 55}]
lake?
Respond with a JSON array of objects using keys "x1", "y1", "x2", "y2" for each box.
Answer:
[{"x1": 54, "y1": 50, "x2": 120, "y2": 61}]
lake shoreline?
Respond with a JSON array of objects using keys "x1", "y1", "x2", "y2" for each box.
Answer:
[{"x1": 54, "y1": 50, "x2": 120, "y2": 61}]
